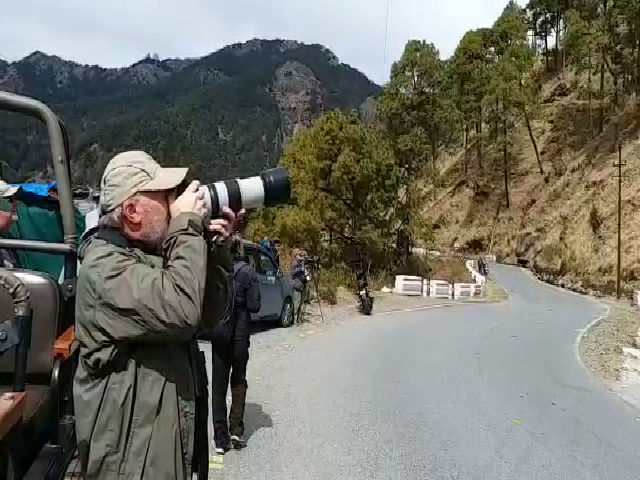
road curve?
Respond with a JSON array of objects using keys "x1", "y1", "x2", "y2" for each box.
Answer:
[{"x1": 213, "y1": 264, "x2": 640, "y2": 480}]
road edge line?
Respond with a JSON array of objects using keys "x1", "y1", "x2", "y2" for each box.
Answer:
[
  {"x1": 374, "y1": 303, "x2": 455, "y2": 316},
  {"x1": 520, "y1": 267, "x2": 604, "y2": 308},
  {"x1": 503, "y1": 264, "x2": 611, "y2": 377},
  {"x1": 573, "y1": 305, "x2": 611, "y2": 375},
  {"x1": 518, "y1": 266, "x2": 639, "y2": 408},
  {"x1": 519, "y1": 267, "x2": 610, "y2": 371}
]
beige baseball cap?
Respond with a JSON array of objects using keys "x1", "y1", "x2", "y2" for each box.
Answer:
[
  {"x1": 0, "y1": 180, "x2": 19, "y2": 198},
  {"x1": 100, "y1": 151, "x2": 188, "y2": 213}
]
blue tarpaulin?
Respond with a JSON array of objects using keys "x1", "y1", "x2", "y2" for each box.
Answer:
[
  {"x1": 10, "y1": 183, "x2": 57, "y2": 198},
  {"x1": 0, "y1": 183, "x2": 84, "y2": 280}
]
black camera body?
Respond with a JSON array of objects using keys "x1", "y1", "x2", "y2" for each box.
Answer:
[{"x1": 304, "y1": 255, "x2": 320, "y2": 269}]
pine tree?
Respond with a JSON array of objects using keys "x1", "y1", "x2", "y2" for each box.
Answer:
[
  {"x1": 378, "y1": 40, "x2": 460, "y2": 259},
  {"x1": 450, "y1": 29, "x2": 493, "y2": 173}
]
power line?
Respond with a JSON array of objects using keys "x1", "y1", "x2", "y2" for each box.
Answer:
[{"x1": 382, "y1": 0, "x2": 391, "y2": 84}]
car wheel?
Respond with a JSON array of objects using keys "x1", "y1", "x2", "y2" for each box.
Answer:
[{"x1": 279, "y1": 298, "x2": 294, "y2": 328}]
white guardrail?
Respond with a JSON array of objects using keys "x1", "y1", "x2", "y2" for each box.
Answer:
[
  {"x1": 392, "y1": 259, "x2": 487, "y2": 299},
  {"x1": 453, "y1": 283, "x2": 484, "y2": 299},
  {"x1": 465, "y1": 260, "x2": 487, "y2": 285},
  {"x1": 394, "y1": 275, "x2": 424, "y2": 296},
  {"x1": 428, "y1": 280, "x2": 453, "y2": 299}
]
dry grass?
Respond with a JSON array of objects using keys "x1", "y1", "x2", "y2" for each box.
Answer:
[
  {"x1": 369, "y1": 270, "x2": 394, "y2": 291},
  {"x1": 580, "y1": 299, "x2": 640, "y2": 381},
  {"x1": 315, "y1": 263, "x2": 352, "y2": 305},
  {"x1": 429, "y1": 257, "x2": 472, "y2": 283},
  {"x1": 484, "y1": 279, "x2": 509, "y2": 303}
]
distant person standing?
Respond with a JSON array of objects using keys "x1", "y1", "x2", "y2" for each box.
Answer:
[
  {"x1": 291, "y1": 249, "x2": 309, "y2": 324},
  {"x1": 261, "y1": 235, "x2": 271, "y2": 252},
  {"x1": 0, "y1": 180, "x2": 20, "y2": 233},
  {"x1": 272, "y1": 239, "x2": 281, "y2": 267},
  {"x1": 211, "y1": 237, "x2": 261, "y2": 453},
  {"x1": 261, "y1": 235, "x2": 277, "y2": 264},
  {"x1": 478, "y1": 258, "x2": 489, "y2": 277},
  {"x1": 0, "y1": 181, "x2": 20, "y2": 268}
]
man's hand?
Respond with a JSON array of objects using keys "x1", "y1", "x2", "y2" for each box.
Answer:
[
  {"x1": 0, "y1": 200, "x2": 17, "y2": 233},
  {"x1": 208, "y1": 207, "x2": 246, "y2": 242},
  {"x1": 0, "y1": 211, "x2": 13, "y2": 233},
  {"x1": 170, "y1": 181, "x2": 206, "y2": 219}
]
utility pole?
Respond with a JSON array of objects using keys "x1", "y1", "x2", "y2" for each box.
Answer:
[{"x1": 614, "y1": 143, "x2": 625, "y2": 299}]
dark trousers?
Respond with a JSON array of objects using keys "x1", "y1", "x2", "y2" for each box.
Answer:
[
  {"x1": 193, "y1": 349, "x2": 209, "y2": 478},
  {"x1": 211, "y1": 339, "x2": 249, "y2": 447}
]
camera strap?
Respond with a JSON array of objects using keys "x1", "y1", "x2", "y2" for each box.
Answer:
[
  {"x1": 96, "y1": 227, "x2": 130, "y2": 249},
  {"x1": 95, "y1": 227, "x2": 161, "y2": 256}
]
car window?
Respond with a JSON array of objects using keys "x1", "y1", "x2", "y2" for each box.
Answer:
[
  {"x1": 257, "y1": 252, "x2": 276, "y2": 276},
  {"x1": 245, "y1": 252, "x2": 257, "y2": 270}
]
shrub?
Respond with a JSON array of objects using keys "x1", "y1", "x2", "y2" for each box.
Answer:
[{"x1": 315, "y1": 263, "x2": 352, "y2": 305}]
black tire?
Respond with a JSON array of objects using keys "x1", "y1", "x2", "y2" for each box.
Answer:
[
  {"x1": 360, "y1": 294, "x2": 373, "y2": 316},
  {"x1": 279, "y1": 298, "x2": 294, "y2": 327}
]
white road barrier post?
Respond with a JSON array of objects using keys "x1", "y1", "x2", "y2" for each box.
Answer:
[{"x1": 394, "y1": 275, "x2": 424, "y2": 296}]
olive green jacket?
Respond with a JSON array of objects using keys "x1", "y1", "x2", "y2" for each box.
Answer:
[{"x1": 73, "y1": 213, "x2": 230, "y2": 479}]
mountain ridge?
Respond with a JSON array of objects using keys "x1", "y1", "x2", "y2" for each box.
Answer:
[{"x1": 0, "y1": 39, "x2": 380, "y2": 184}]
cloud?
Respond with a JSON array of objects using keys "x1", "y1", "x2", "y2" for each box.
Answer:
[{"x1": 0, "y1": 0, "x2": 525, "y2": 84}]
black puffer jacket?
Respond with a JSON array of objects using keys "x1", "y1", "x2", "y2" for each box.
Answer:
[{"x1": 233, "y1": 259, "x2": 261, "y2": 343}]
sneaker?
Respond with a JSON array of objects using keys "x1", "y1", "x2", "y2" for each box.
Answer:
[
  {"x1": 230, "y1": 435, "x2": 245, "y2": 449},
  {"x1": 213, "y1": 442, "x2": 229, "y2": 455}
]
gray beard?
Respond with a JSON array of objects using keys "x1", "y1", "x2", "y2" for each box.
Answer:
[{"x1": 141, "y1": 220, "x2": 169, "y2": 252}]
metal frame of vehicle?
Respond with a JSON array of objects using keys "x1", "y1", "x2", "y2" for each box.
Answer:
[{"x1": 0, "y1": 91, "x2": 78, "y2": 479}]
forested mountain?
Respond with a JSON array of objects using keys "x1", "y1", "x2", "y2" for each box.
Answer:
[{"x1": 0, "y1": 39, "x2": 380, "y2": 184}]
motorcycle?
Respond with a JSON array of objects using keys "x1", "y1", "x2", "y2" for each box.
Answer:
[{"x1": 355, "y1": 259, "x2": 374, "y2": 315}]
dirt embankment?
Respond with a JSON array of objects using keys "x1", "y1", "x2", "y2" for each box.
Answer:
[{"x1": 425, "y1": 73, "x2": 640, "y2": 299}]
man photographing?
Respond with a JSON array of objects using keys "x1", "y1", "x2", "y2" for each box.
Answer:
[
  {"x1": 73, "y1": 151, "x2": 240, "y2": 479},
  {"x1": 291, "y1": 249, "x2": 310, "y2": 323}
]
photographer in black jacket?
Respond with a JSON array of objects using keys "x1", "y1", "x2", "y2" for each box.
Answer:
[
  {"x1": 211, "y1": 236, "x2": 261, "y2": 453},
  {"x1": 291, "y1": 249, "x2": 309, "y2": 324}
]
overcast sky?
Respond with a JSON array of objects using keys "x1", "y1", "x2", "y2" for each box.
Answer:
[{"x1": 1, "y1": 0, "x2": 526, "y2": 85}]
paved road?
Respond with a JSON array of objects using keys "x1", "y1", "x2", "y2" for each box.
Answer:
[{"x1": 209, "y1": 264, "x2": 640, "y2": 479}]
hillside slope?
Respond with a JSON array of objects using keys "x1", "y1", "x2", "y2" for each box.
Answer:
[
  {"x1": 428, "y1": 74, "x2": 640, "y2": 296},
  {"x1": 0, "y1": 39, "x2": 380, "y2": 184}
]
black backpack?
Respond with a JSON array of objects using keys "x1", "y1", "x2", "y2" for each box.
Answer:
[{"x1": 199, "y1": 264, "x2": 238, "y2": 345}]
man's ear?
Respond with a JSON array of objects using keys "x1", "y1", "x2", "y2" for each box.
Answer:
[{"x1": 122, "y1": 198, "x2": 142, "y2": 225}]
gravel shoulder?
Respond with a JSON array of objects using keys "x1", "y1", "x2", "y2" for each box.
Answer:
[
  {"x1": 579, "y1": 297, "x2": 640, "y2": 408},
  {"x1": 579, "y1": 299, "x2": 638, "y2": 381}
]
